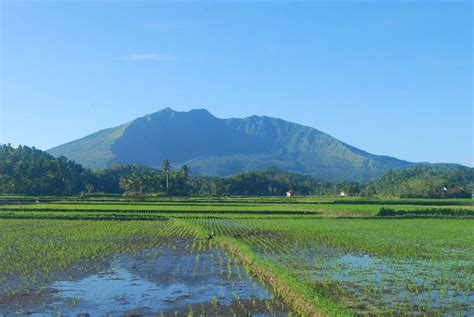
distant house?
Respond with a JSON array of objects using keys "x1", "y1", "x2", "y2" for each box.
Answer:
[
  {"x1": 450, "y1": 187, "x2": 463, "y2": 194},
  {"x1": 340, "y1": 191, "x2": 347, "y2": 197},
  {"x1": 442, "y1": 186, "x2": 469, "y2": 198},
  {"x1": 443, "y1": 186, "x2": 463, "y2": 194},
  {"x1": 286, "y1": 189, "x2": 296, "y2": 197}
]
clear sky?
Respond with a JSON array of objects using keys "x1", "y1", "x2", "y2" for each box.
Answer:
[{"x1": 0, "y1": 1, "x2": 472, "y2": 166}]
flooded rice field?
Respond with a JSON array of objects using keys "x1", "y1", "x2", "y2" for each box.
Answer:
[
  {"x1": 256, "y1": 244, "x2": 473, "y2": 315},
  {"x1": 0, "y1": 239, "x2": 289, "y2": 316},
  {"x1": 192, "y1": 217, "x2": 474, "y2": 315}
]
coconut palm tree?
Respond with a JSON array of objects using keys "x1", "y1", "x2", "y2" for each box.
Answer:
[{"x1": 162, "y1": 159, "x2": 170, "y2": 194}]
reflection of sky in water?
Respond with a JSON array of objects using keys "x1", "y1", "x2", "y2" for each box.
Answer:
[
  {"x1": 23, "y1": 242, "x2": 278, "y2": 316},
  {"x1": 257, "y1": 244, "x2": 473, "y2": 315}
]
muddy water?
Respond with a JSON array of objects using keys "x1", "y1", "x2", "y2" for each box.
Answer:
[
  {"x1": 1, "y1": 239, "x2": 289, "y2": 316},
  {"x1": 257, "y1": 244, "x2": 473, "y2": 315}
]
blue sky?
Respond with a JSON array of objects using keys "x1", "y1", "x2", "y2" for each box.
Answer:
[{"x1": 1, "y1": 1, "x2": 472, "y2": 166}]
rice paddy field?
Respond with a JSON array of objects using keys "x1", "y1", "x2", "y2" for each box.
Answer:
[{"x1": 0, "y1": 195, "x2": 473, "y2": 316}]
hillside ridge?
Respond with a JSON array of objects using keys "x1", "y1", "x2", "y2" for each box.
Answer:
[{"x1": 48, "y1": 108, "x2": 412, "y2": 180}]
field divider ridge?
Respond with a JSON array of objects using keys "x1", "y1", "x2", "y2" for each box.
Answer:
[{"x1": 177, "y1": 219, "x2": 352, "y2": 317}]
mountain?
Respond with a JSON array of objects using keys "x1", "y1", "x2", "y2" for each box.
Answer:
[{"x1": 48, "y1": 108, "x2": 412, "y2": 180}]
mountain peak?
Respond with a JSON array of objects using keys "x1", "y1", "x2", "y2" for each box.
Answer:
[
  {"x1": 146, "y1": 108, "x2": 215, "y2": 120},
  {"x1": 188, "y1": 108, "x2": 213, "y2": 115},
  {"x1": 160, "y1": 107, "x2": 174, "y2": 112},
  {"x1": 153, "y1": 107, "x2": 176, "y2": 118},
  {"x1": 48, "y1": 108, "x2": 412, "y2": 180}
]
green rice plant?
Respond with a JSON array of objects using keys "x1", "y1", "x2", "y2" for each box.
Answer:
[{"x1": 1, "y1": 195, "x2": 472, "y2": 316}]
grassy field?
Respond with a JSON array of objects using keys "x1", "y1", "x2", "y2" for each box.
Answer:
[
  {"x1": 0, "y1": 195, "x2": 472, "y2": 315},
  {"x1": 2, "y1": 197, "x2": 473, "y2": 217},
  {"x1": 0, "y1": 219, "x2": 197, "y2": 297}
]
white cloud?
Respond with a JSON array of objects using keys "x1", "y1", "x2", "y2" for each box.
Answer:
[{"x1": 125, "y1": 54, "x2": 178, "y2": 61}]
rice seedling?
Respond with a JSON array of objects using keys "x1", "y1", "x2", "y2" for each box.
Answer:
[
  {"x1": 188, "y1": 217, "x2": 473, "y2": 315},
  {"x1": 1, "y1": 196, "x2": 471, "y2": 315}
]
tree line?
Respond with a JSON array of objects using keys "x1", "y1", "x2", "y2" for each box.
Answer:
[
  {"x1": 0, "y1": 145, "x2": 472, "y2": 198},
  {"x1": 365, "y1": 165, "x2": 473, "y2": 198}
]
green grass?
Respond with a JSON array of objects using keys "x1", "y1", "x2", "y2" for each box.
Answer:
[
  {"x1": 0, "y1": 218, "x2": 192, "y2": 295},
  {"x1": 1, "y1": 195, "x2": 472, "y2": 316},
  {"x1": 188, "y1": 217, "x2": 474, "y2": 314},
  {"x1": 190, "y1": 217, "x2": 473, "y2": 259},
  {"x1": 2, "y1": 199, "x2": 472, "y2": 218}
]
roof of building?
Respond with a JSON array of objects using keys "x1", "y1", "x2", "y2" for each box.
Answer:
[{"x1": 446, "y1": 186, "x2": 464, "y2": 193}]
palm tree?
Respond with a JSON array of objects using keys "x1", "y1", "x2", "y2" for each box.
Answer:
[
  {"x1": 180, "y1": 165, "x2": 189, "y2": 179},
  {"x1": 162, "y1": 160, "x2": 170, "y2": 194},
  {"x1": 180, "y1": 165, "x2": 189, "y2": 194}
]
